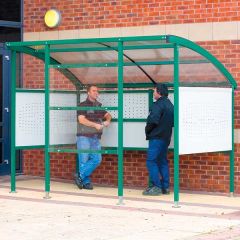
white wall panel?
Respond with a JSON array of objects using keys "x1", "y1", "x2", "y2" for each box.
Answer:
[{"x1": 179, "y1": 87, "x2": 232, "y2": 154}]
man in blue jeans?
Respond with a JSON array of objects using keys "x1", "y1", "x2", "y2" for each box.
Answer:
[
  {"x1": 143, "y1": 83, "x2": 174, "y2": 196},
  {"x1": 75, "y1": 85, "x2": 112, "y2": 190}
]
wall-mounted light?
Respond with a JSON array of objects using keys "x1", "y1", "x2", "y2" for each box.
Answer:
[{"x1": 44, "y1": 9, "x2": 61, "y2": 28}]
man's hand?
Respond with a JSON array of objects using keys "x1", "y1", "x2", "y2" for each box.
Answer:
[
  {"x1": 95, "y1": 123, "x2": 104, "y2": 131},
  {"x1": 102, "y1": 121, "x2": 110, "y2": 127}
]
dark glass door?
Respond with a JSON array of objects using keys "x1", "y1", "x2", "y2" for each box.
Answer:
[{"x1": 0, "y1": 47, "x2": 10, "y2": 175}]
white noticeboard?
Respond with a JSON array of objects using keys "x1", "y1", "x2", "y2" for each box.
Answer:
[{"x1": 179, "y1": 87, "x2": 232, "y2": 154}]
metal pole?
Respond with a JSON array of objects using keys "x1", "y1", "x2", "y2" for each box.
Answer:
[
  {"x1": 44, "y1": 44, "x2": 51, "y2": 199},
  {"x1": 173, "y1": 44, "x2": 180, "y2": 207},
  {"x1": 10, "y1": 50, "x2": 16, "y2": 193},
  {"x1": 230, "y1": 86, "x2": 235, "y2": 196},
  {"x1": 117, "y1": 40, "x2": 124, "y2": 205}
]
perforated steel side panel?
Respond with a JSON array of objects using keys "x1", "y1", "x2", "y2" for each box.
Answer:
[
  {"x1": 16, "y1": 92, "x2": 77, "y2": 146},
  {"x1": 50, "y1": 93, "x2": 77, "y2": 145},
  {"x1": 179, "y1": 87, "x2": 232, "y2": 154},
  {"x1": 80, "y1": 92, "x2": 149, "y2": 119},
  {"x1": 16, "y1": 93, "x2": 45, "y2": 146}
]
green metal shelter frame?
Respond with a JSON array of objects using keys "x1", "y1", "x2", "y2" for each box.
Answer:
[{"x1": 7, "y1": 35, "x2": 237, "y2": 206}]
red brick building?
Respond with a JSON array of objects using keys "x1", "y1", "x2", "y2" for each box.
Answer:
[{"x1": 21, "y1": 0, "x2": 240, "y2": 193}]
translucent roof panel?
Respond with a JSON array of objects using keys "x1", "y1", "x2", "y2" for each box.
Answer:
[
  {"x1": 48, "y1": 44, "x2": 226, "y2": 86},
  {"x1": 51, "y1": 50, "x2": 118, "y2": 64},
  {"x1": 124, "y1": 48, "x2": 174, "y2": 62},
  {"x1": 19, "y1": 37, "x2": 234, "y2": 88},
  {"x1": 60, "y1": 65, "x2": 174, "y2": 85},
  {"x1": 179, "y1": 47, "x2": 206, "y2": 62},
  {"x1": 179, "y1": 47, "x2": 230, "y2": 86},
  {"x1": 68, "y1": 67, "x2": 118, "y2": 85},
  {"x1": 179, "y1": 63, "x2": 228, "y2": 84},
  {"x1": 124, "y1": 65, "x2": 173, "y2": 84}
]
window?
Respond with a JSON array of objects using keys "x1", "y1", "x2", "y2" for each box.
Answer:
[
  {"x1": 0, "y1": 0, "x2": 21, "y2": 22},
  {"x1": 0, "y1": 27, "x2": 21, "y2": 43}
]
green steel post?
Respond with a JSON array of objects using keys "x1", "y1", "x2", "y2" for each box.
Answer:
[
  {"x1": 230, "y1": 86, "x2": 235, "y2": 196},
  {"x1": 117, "y1": 41, "x2": 124, "y2": 204},
  {"x1": 173, "y1": 44, "x2": 180, "y2": 207},
  {"x1": 10, "y1": 50, "x2": 16, "y2": 193},
  {"x1": 44, "y1": 44, "x2": 51, "y2": 198}
]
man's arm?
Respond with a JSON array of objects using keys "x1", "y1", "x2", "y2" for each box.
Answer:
[
  {"x1": 102, "y1": 112, "x2": 112, "y2": 127},
  {"x1": 147, "y1": 103, "x2": 162, "y2": 125},
  {"x1": 145, "y1": 103, "x2": 162, "y2": 134},
  {"x1": 78, "y1": 115, "x2": 103, "y2": 131}
]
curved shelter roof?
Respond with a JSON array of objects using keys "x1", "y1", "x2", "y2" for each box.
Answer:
[{"x1": 6, "y1": 35, "x2": 237, "y2": 89}]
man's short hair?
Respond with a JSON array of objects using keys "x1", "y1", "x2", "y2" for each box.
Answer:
[
  {"x1": 156, "y1": 83, "x2": 169, "y2": 97},
  {"x1": 87, "y1": 84, "x2": 98, "y2": 92}
]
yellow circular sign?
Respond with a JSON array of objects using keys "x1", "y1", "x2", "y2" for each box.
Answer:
[{"x1": 44, "y1": 9, "x2": 61, "y2": 28}]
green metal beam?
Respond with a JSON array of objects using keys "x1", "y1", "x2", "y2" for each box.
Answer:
[
  {"x1": 96, "y1": 82, "x2": 173, "y2": 89},
  {"x1": 49, "y1": 106, "x2": 118, "y2": 111},
  {"x1": 51, "y1": 62, "x2": 118, "y2": 69},
  {"x1": 49, "y1": 148, "x2": 118, "y2": 154},
  {"x1": 36, "y1": 43, "x2": 174, "y2": 53},
  {"x1": 50, "y1": 59, "x2": 210, "y2": 69},
  {"x1": 6, "y1": 35, "x2": 167, "y2": 47}
]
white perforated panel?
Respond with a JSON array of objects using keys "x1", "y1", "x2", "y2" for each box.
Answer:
[
  {"x1": 16, "y1": 93, "x2": 45, "y2": 146},
  {"x1": 50, "y1": 93, "x2": 77, "y2": 107},
  {"x1": 16, "y1": 92, "x2": 77, "y2": 146},
  {"x1": 50, "y1": 93, "x2": 77, "y2": 145},
  {"x1": 124, "y1": 93, "x2": 149, "y2": 118},
  {"x1": 80, "y1": 92, "x2": 149, "y2": 118},
  {"x1": 16, "y1": 89, "x2": 231, "y2": 152},
  {"x1": 179, "y1": 87, "x2": 232, "y2": 154}
]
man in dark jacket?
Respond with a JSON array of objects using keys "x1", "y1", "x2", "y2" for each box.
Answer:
[{"x1": 143, "y1": 83, "x2": 174, "y2": 196}]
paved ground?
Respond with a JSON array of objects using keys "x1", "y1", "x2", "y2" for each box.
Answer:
[{"x1": 0, "y1": 175, "x2": 240, "y2": 240}]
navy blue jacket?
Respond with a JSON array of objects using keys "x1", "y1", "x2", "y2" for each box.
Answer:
[{"x1": 145, "y1": 96, "x2": 174, "y2": 146}]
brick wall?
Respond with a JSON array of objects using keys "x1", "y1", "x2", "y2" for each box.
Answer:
[
  {"x1": 23, "y1": 146, "x2": 240, "y2": 193},
  {"x1": 24, "y1": 0, "x2": 240, "y2": 32}
]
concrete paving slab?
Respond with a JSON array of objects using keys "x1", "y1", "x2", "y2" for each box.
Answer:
[{"x1": 0, "y1": 175, "x2": 240, "y2": 240}]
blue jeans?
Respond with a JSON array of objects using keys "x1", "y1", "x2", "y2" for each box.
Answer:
[
  {"x1": 77, "y1": 136, "x2": 102, "y2": 184},
  {"x1": 146, "y1": 139, "x2": 169, "y2": 189}
]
